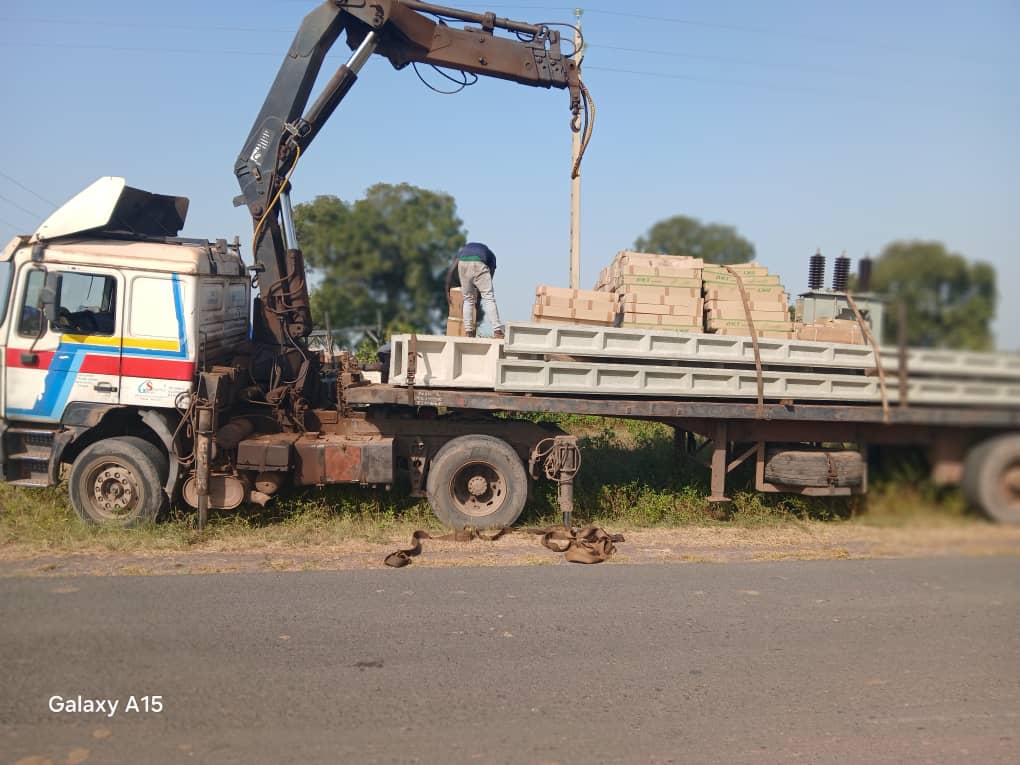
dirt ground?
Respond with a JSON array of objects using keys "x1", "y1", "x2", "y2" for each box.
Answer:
[{"x1": 2, "y1": 522, "x2": 1018, "y2": 576}]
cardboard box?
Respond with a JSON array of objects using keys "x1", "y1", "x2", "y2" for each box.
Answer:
[
  {"x1": 704, "y1": 298, "x2": 789, "y2": 312},
  {"x1": 704, "y1": 286, "x2": 789, "y2": 302},
  {"x1": 612, "y1": 251, "x2": 705, "y2": 270},
  {"x1": 536, "y1": 285, "x2": 618, "y2": 303},
  {"x1": 616, "y1": 286, "x2": 701, "y2": 301},
  {"x1": 621, "y1": 321, "x2": 703, "y2": 332},
  {"x1": 535, "y1": 295, "x2": 620, "y2": 311},
  {"x1": 796, "y1": 319, "x2": 865, "y2": 345},
  {"x1": 532, "y1": 303, "x2": 618, "y2": 323},
  {"x1": 614, "y1": 274, "x2": 703, "y2": 289},
  {"x1": 702, "y1": 272, "x2": 782, "y2": 287},
  {"x1": 620, "y1": 313, "x2": 703, "y2": 329},
  {"x1": 707, "y1": 328, "x2": 795, "y2": 339},
  {"x1": 705, "y1": 307, "x2": 790, "y2": 321},
  {"x1": 447, "y1": 287, "x2": 463, "y2": 320},
  {"x1": 703, "y1": 263, "x2": 770, "y2": 276},
  {"x1": 533, "y1": 316, "x2": 618, "y2": 327},
  {"x1": 611, "y1": 264, "x2": 703, "y2": 279},
  {"x1": 619, "y1": 299, "x2": 704, "y2": 317},
  {"x1": 707, "y1": 318, "x2": 794, "y2": 331}
]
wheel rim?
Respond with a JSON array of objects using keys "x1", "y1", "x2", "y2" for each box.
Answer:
[
  {"x1": 83, "y1": 460, "x2": 143, "y2": 520},
  {"x1": 1001, "y1": 460, "x2": 1020, "y2": 509},
  {"x1": 448, "y1": 461, "x2": 507, "y2": 518}
]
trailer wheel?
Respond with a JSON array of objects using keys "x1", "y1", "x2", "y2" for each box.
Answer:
[
  {"x1": 426, "y1": 435, "x2": 528, "y2": 529},
  {"x1": 962, "y1": 435, "x2": 1020, "y2": 525},
  {"x1": 68, "y1": 436, "x2": 169, "y2": 527}
]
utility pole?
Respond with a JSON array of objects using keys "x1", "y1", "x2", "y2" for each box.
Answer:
[{"x1": 569, "y1": 7, "x2": 584, "y2": 289}]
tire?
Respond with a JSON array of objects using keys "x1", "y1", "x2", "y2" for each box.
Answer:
[
  {"x1": 426, "y1": 435, "x2": 529, "y2": 530},
  {"x1": 962, "y1": 435, "x2": 1020, "y2": 524},
  {"x1": 68, "y1": 436, "x2": 170, "y2": 527}
]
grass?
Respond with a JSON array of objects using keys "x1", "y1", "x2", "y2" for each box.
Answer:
[{"x1": 0, "y1": 416, "x2": 980, "y2": 554}]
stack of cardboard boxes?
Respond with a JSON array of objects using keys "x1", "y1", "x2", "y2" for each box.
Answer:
[
  {"x1": 702, "y1": 263, "x2": 794, "y2": 339},
  {"x1": 531, "y1": 285, "x2": 619, "y2": 327},
  {"x1": 594, "y1": 251, "x2": 704, "y2": 331},
  {"x1": 454, "y1": 249, "x2": 865, "y2": 345}
]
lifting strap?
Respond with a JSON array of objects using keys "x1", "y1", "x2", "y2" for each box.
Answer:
[
  {"x1": 723, "y1": 266, "x2": 765, "y2": 419},
  {"x1": 845, "y1": 291, "x2": 890, "y2": 424},
  {"x1": 384, "y1": 525, "x2": 625, "y2": 568}
]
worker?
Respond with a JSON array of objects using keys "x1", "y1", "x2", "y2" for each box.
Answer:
[{"x1": 446, "y1": 241, "x2": 504, "y2": 339}]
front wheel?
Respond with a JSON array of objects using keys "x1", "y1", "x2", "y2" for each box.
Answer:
[
  {"x1": 426, "y1": 435, "x2": 529, "y2": 529},
  {"x1": 68, "y1": 436, "x2": 169, "y2": 527}
]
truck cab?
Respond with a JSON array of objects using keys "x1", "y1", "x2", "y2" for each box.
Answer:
[{"x1": 0, "y1": 178, "x2": 250, "y2": 521}]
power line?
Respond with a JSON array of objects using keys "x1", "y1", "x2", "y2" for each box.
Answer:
[
  {"x1": 0, "y1": 192, "x2": 44, "y2": 221},
  {"x1": 0, "y1": 213, "x2": 24, "y2": 231},
  {"x1": 6, "y1": 42, "x2": 285, "y2": 57},
  {"x1": 589, "y1": 44, "x2": 874, "y2": 80},
  {"x1": 0, "y1": 170, "x2": 57, "y2": 207},
  {"x1": 0, "y1": 16, "x2": 293, "y2": 34},
  {"x1": 584, "y1": 9, "x2": 873, "y2": 49},
  {"x1": 583, "y1": 65, "x2": 826, "y2": 96}
]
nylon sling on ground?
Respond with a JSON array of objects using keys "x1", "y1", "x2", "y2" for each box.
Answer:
[{"x1": 384, "y1": 525, "x2": 625, "y2": 568}]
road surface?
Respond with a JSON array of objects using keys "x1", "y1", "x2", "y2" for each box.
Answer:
[{"x1": 2, "y1": 557, "x2": 1018, "y2": 764}]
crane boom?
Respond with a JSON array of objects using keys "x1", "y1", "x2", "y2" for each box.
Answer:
[{"x1": 234, "y1": 0, "x2": 584, "y2": 359}]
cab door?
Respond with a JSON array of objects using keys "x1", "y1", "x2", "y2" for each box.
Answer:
[{"x1": 4, "y1": 265, "x2": 123, "y2": 423}]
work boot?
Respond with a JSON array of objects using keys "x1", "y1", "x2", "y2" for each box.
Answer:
[
  {"x1": 464, "y1": 329, "x2": 476, "y2": 338},
  {"x1": 493, "y1": 329, "x2": 505, "y2": 340}
]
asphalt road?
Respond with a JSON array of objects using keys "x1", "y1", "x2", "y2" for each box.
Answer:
[{"x1": 2, "y1": 557, "x2": 1018, "y2": 765}]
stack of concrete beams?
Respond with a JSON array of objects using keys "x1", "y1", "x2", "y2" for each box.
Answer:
[
  {"x1": 702, "y1": 263, "x2": 793, "y2": 339},
  {"x1": 531, "y1": 285, "x2": 619, "y2": 327},
  {"x1": 595, "y1": 251, "x2": 704, "y2": 331}
]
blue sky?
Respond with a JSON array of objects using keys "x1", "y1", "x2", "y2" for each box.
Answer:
[{"x1": 1, "y1": 0, "x2": 1017, "y2": 348}]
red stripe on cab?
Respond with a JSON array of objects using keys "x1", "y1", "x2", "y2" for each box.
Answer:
[{"x1": 121, "y1": 358, "x2": 196, "y2": 381}]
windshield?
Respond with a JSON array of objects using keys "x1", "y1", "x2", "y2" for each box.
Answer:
[{"x1": 0, "y1": 261, "x2": 11, "y2": 328}]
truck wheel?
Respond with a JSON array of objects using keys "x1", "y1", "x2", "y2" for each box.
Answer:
[
  {"x1": 426, "y1": 435, "x2": 529, "y2": 529},
  {"x1": 962, "y1": 435, "x2": 1020, "y2": 524},
  {"x1": 68, "y1": 436, "x2": 169, "y2": 527}
]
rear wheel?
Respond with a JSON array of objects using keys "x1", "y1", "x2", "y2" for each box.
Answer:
[
  {"x1": 962, "y1": 435, "x2": 1020, "y2": 524},
  {"x1": 426, "y1": 435, "x2": 529, "y2": 529},
  {"x1": 68, "y1": 436, "x2": 169, "y2": 527}
]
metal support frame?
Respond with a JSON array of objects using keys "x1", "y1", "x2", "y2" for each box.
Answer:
[
  {"x1": 708, "y1": 422, "x2": 729, "y2": 502},
  {"x1": 194, "y1": 404, "x2": 214, "y2": 530},
  {"x1": 529, "y1": 435, "x2": 580, "y2": 527}
]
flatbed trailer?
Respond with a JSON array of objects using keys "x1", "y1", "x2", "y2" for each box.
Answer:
[{"x1": 336, "y1": 323, "x2": 1020, "y2": 525}]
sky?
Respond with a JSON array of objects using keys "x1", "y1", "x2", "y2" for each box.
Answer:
[{"x1": 1, "y1": 0, "x2": 1017, "y2": 348}]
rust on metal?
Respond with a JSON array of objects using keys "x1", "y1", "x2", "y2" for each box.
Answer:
[{"x1": 343, "y1": 385, "x2": 1020, "y2": 428}]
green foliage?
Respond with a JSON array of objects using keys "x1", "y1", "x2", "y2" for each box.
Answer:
[
  {"x1": 866, "y1": 241, "x2": 997, "y2": 350},
  {"x1": 0, "y1": 419, "x2": 976, "y2": 552},
  {"x1": 294, "y1": 183, "x2": 467, "y2": 339},
  {"x1": 634, "y1": 214, "x2": 755, "y2": 265}
]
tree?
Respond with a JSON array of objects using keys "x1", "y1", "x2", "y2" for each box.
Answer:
[
  {"x1": 866, "y1": 241, "x2": 997, "y2": 350},
  {"x1": 634, "y1": 215, "x2": 755, "y2": 264},
  {"x1": 294, "y1": 183, "x2": 466, "y2": 341}
]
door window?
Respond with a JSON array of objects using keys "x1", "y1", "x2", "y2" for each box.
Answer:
[
  {"x1": 0, "y1": 261, "x2": 11, "y2": 324},
  {"x1": 54, "y1": 272, "x2": 118, "y2": 336},
  {"x1": 17, "y1": 269, "x2": 45, "y2": 337}
]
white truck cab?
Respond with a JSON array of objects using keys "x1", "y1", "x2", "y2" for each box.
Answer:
[{"x1": 0, "y1": 178, "x2": 250, "y2": 520}]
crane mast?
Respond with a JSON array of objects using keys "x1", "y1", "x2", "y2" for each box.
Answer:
[{"x1": 233, "y1": 0, "x2": 585, "y2": 417}]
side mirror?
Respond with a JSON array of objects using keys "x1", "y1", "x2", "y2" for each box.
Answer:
[{"x1": 40, "y1": 271, "x2": 62, "y2": 326}]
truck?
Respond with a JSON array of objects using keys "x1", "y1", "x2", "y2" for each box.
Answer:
[{"x1": 1, "y1": 0, "x2": 1018, "y2": 529}]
